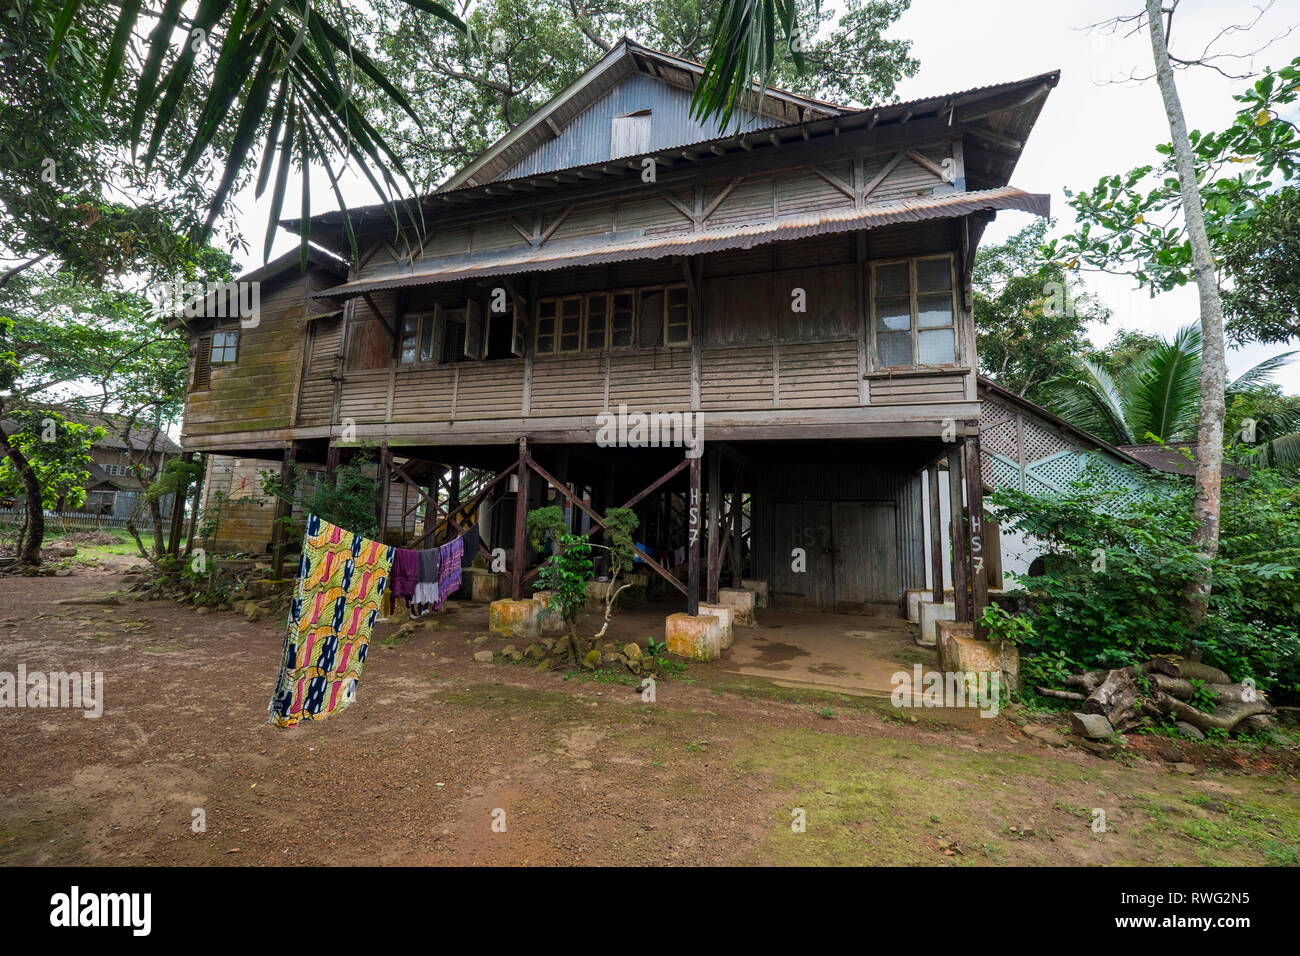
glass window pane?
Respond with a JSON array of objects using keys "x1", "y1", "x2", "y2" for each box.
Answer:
[
  {"x1": 918, "y1": 328, "x2": 956, "y2": 364},
  {"x1": 418, "y1": 317, "x2": 434, "y2": 362},
  {"x1": 666, "y1": 286, "x2": 689, "y2": 344},
  {"x1": 400, "y1": 316, "x2": 418, "y2": 364},
  {"x1": 916, "y1": 258, "x2": 952, "y2": 293},
  {"x1": 536, "y1": 301, "x2": 556, "y2": 353},
  {"x1": 875, "y1": 297, "x2": 911, "y2": 332},
  {"x1": 877, "y1": 331, "x2": 912, "y2": 366},
  {"x1": 638, "y1": 288, "x2": 665, "y2": 348},
  {"x1": 610, "y1": 292, "x2": 635, "y2": 348},
  {"x1": 875, "y1": 262, "x2": 909, "y2": 297},
  {"x1": 917, "y1": 293, "x2": 954, "y2": 329},
  {"x1": 585, "y1": 294, "x2": 607, "y2": 350},
  {"x1": 560, "y1": 298, "x2": 582, "y2": 352}
]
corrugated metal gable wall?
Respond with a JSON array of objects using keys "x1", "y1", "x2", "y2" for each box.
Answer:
[{"x1": 502, "y1": 74, "x2": 780, "y2": 181}]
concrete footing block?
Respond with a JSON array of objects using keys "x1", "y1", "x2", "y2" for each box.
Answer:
[
  {"x1": 937, "y1": 621, "x2": 1020, "y2": 694},
  {"x1": 716, "y1": 588, "x2": 756, "y2": 626},
  {"x1": 916, "y1": 599, "x2": 956, "y2": 647},
  {"x1": 665, "y1": 612, "x2": 722, "y2": 662},
  {"x1": 740, "y1": 579, "x2": 769, "y2": 608},
  {"x1": 489, "y1": 599, "x2": 540, "y2": 640},
  {"x1": 698, "y1": 602, "x2": 735, "y2": 650}
]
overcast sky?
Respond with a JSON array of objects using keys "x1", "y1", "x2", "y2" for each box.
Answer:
[
  {"x1": 890, "y1": 0, "x2": 1299, "y2": 391},
  {"x1": 238, "y1": 0, "x2": 1300, "y2": 393}
]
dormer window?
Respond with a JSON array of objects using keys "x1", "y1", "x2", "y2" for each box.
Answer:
[{"x1": 611, "y1": 109, "x2": 651, "y2": 158}]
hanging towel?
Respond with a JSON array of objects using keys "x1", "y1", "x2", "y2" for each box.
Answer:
[
  {"x1": 413, "y1": 546, "x2": 440, "y2": 608},
  {"x1": 268, "y1": 515, "x2": 394, "y2": 728},
  {"x1": 434, "y1": 536, "x2": 464, "y2": 610},
  {"x1": 390, "y1": 547, "x2": 419, "y2": 604},
  {"x1": 460, "y1": 524, "x2": 480, "y2": 568}
]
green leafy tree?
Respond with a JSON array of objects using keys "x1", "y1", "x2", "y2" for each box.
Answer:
[
  {"x1": 0, "y1": 410, "x2": 103, "y2": 562},
  {"x1": 1220, "y1": 186, "x2": 1300, "y2": 346},
  {"x1": 365, "y1": 0, "x2": 919, "y2": 189},
  {"x1": 972, "y1": 220, "x2": 1110, "y2": 404}
]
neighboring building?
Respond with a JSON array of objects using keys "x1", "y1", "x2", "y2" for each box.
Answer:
[
  {"x1": 1118, "y1": 442, "x2": 1248, "y2": 479},
  {"x1": 923, "y1": 379, "x2": 1152, "y2": 592},
  {"x1": 2, "y1": 407, "x2": 181, "y2": 519},
  {"x1": 179, "y1": 39, "x2": 1065, "y2": 624}
]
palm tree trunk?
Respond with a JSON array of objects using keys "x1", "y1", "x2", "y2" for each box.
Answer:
[{"x1": 1145, "y1": 0, "x2": 1227, "y2": 624}]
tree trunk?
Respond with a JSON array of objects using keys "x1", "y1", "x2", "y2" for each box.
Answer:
[
  {"x1": 0, "y1": 424, "x2": 44, "y2": 565},
  {"x1": 1145, "y1": 0, "x2": 1227, "y2": 626}
]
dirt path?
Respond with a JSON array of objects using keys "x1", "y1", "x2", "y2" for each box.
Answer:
[{"x1": 1, "y1": 569, "x2": 1297, "y2": 866}]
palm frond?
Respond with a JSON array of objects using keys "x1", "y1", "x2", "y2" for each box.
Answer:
[
  {"x1": 1227, "y1": 350, "x2": 1298, "y2": 394},
  {"x1": 49, "y1": 0, "x2": 468, "y2": 262},
  {"x1": 1267, "y1": 432, "x2": 1300, "y2": 470},
  {"x1": 1043, "y1": 358, "x2": 1134, "y2": 446},
  {"x1": 1123, "y1": 323, "x2": 1202, "y2": 442},
  {"x1": 691, "y1": 0, "x2": 807, "y2": 129}
]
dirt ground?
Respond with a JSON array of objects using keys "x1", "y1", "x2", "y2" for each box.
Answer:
[{"x1": 1, "y1": 563, "x2": 1298, "y2": 866}]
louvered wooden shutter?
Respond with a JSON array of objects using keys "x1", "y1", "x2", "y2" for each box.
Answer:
[{"x1": 193, "y1": 336, "x2": 212, "y2": 390}]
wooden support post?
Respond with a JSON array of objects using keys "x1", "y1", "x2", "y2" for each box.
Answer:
[
  {"x1": 927, "y1": 461, "x2": 944, "y2": 604},
  {"x1": 688, "y1": 453, "x2": 701, "y2": 615},
  {"x1": 964, "y1": 436, "x2": 990, "y2": 637},
  {"x1": 449, "y1": 464, "x2": 461, "y2": 523},
  {"x1": 707, "y1": 448, "x2": 721, "y2": 603},
  {"x1": 946, "y1": 444, "x2": 970, "y2": 622},
  {"x1": 732, "y1": 466, "x2": 743, "y2": 588},
  {"x1": 376, "y1": 441, "x2": 390, "y2": 544},
  {"x1": 168, "y1": 451, "x2": 193, "y2": 557},
  {"x1": 184, "y1": 453, "x2": 206, "y2": 556},
  {"x1": 325, "y1": 443, "x2": 339, "y2": 489},
  {"x1": 512, "y1": 438, "x2": 528, "y2": 600},
  {"x1": 271, "y1": 444, "x2": 297, "y2": 579}
]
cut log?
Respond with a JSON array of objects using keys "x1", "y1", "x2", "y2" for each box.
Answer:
[
  {"x1": 1152, "y1": 692, "x2": 1272, "y2": 733},
  {"x1": 1036, "y1": 687, "x2": 1086, "y2": 701},
  {"x1": 1148, "y1": 657, "x2": 1232, "y2": 684},
  {"x1": 1150, "y1": 673, "x2": 1194, "y2": 699},
  {"x1": 1084, "y1": 667, "x2": 1138, "y2": 715},
  {"x1": 1066, "y1": 670, "x2": 1108, "y2": 693}
]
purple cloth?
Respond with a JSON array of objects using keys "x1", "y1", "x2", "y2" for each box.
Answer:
[
  {"x1": 434, "y1": 537, "x2": 463, "y2": 610},
  {"x1": 391, "y1": 548, "x2": 419, "y2": 602}
]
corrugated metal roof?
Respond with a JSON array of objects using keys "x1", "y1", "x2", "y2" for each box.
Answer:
[{"x1": 315, "y1": 187, "x2": 1049, "y2": 299}]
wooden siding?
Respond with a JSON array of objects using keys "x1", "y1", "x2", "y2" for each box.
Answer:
[
  {"x1": 296, "y1": 316, "x2": 342, "y2": 427},
  {"x1": 183, "y1": 279, "x2": 307, "y2": 438}
]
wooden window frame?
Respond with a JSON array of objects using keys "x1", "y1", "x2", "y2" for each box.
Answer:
[
  {"x1": 530, "y1": 283, "x2": 693, "y2": 356},
  {"x1": 396, "y1": 309, "x2": 441, "y2": 366},
  {"x1": 664, "y1": 283, "x2": 692, "y2": 348},
  {"x1": 869, "y1": 253, "x2": 959, "y2": 369},
  {"x1": 583, "y1": 292, "x2": 610, "y2": 351}
]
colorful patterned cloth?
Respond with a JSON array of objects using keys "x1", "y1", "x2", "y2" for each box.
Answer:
[
  {"x1": 268, "y1": 515, "x2": 394, "y2": 728},
  {"x1": 433, "y1": 536, "x2": 463, "y2": 610}
]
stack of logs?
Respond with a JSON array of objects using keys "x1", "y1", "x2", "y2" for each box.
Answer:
[{"x1": 1038, "y1": 656, "x2": 1275, "y2": 737}]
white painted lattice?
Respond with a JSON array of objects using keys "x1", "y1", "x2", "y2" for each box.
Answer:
[{"x1": 1021, "y1": 418, "x2": 1070, "y2": 461}]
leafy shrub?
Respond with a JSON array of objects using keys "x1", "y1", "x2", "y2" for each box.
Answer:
[{"x1": 989, "y1": 461, "x2": 1300, "y2": 701}]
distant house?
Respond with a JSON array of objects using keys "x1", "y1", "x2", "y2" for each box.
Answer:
[{"x1": 2, "y1": 407, "x2": 181, "y2": 519}]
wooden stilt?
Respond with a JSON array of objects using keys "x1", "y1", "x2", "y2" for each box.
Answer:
[
  {"x1": 688, "y1": 453, "x2": 701, "y2": 615},
  {"x1": 946, "y1": 444, "x2": 970, "y2": 622},
  {"x1": 707, "y1": 448, "x2": 721, "y2": 603},
  {"x1": 512, "y1": 438, "x2": 528, "y2": 600},
  {"x1": 964, "y1": 436, "x2": 990, "y2": 637},
  {"x1": 927, "y1": 461, "x2": 944, "y2": 604},
  {"x1": 732, "y1": 466, "x2": 744, "y2": 588}
]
